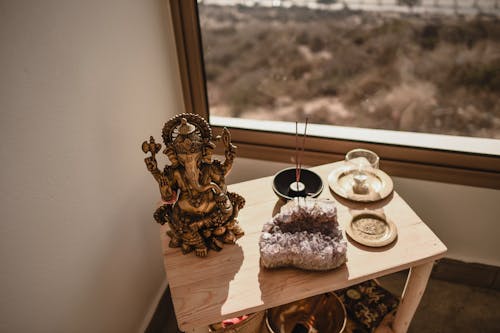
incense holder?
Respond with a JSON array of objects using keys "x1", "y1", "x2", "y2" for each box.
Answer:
[
  {"x1": 259, "y1": 198, "x2": 347, "y2": 271},
  {"x1": 272, "y1": 167, "x2": 323, "y2": 201}
]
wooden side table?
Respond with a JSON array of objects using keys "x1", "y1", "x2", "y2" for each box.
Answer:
[{"x1": 160, "y1": 162, "x2": 447, "y2": 333}]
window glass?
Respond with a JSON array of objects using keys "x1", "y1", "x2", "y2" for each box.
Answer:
[{"x1": 198, "y1": 0, "x2": 500, "y2": 140}]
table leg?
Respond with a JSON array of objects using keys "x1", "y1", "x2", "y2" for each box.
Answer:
[{"x1": 392, "y1": 261, "x2": 434, "y2": 333}]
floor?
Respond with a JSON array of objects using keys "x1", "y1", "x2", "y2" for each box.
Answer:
[
  {"x1": 147, "y1": 271, "x2": 500, "y2": 333},
  {"x1": 379, "y1": 271, "x2": 500, "y2": 333}
]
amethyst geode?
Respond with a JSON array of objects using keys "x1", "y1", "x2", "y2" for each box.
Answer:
[{"x1": 259, "y1": 198, "x2": 347, "y2": 270}]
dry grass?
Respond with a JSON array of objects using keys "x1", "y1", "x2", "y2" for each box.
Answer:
[{"x1": 200, "y1": 5, "x2": 500, "y2": 138}]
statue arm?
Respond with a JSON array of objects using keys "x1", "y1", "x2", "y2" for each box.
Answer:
[
  {"x1": 143, "y1": 136, "x2": 163, "y2": 182},
  {"x1": 144, "y1": 156, "x2": 175, "y2": 202},
  {"x1": 142, "y1": 136, "x2": 176, "y2": 202},
  {"x1": 144, "y1": 155, "x2": 162, "y2": 181},
  {"x1": 159, "y1": 174, "x2": 175, "y2": 203},
  {"x1": 220, "y1": 127, "x2": 236, "y2": 176}
]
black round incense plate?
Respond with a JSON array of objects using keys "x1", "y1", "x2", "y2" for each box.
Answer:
[{"x1": 272, "y1": 167, "x2": 323, "y2": 201}]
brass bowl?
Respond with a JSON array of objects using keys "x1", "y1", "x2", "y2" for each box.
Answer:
[
  {"x1": 327, "y1": 162, "x2": 393, "y2": 203},
  {"x1": 265, "y1": 293, "x2": 346, "y2": 333}
]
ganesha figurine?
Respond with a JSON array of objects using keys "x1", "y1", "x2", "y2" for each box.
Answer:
[{"x1": 142, "y1": 113, "x2": 245, "y2": 257}]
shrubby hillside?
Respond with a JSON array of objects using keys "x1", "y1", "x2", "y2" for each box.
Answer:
[{"x1": 200, "y1": 5, "x2": 500, "y2": 138}]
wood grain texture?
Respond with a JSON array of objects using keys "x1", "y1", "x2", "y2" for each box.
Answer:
[
  {"x1": 161, "y1": 162, "x2": 447, "y2": 331},
  {"x1": 392, "y1": 261, "x2": 435, "y2": 333}
]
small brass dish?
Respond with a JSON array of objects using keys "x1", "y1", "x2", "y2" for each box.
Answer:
[
  {"x1": 265, "y1": 293, "x2": 346, "y2": 333},
  {"x1": 328, "y1": 162, "x2": 393, "y2": 202},
  {"x1": 346, "y1": 211, "x2": 397, "y2": 247}
]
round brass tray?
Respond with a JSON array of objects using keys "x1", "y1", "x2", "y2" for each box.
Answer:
[
  {"x1": 346, "y1": 211, "x2": 397, "y2": 247},
  {"x1": 265, "y1": 293, "x2": 346, "y2": 333},
  {"x1": 327, "y1": 163, "x2": 393, "y2": 202}
]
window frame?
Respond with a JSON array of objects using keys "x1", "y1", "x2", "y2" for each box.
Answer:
[{"x1": 169, "y1": 0, "x2": 500, "y2": 189}]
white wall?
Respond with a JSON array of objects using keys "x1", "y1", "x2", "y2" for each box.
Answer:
[
  {"x1": 393, "y1": 177, "x2": 500, "y2": 267},
  {"x1": 226, "y1": 158, "x2": 500, "y2": 267},
  {"x1": 0, "y1": 0, "x2": 182, "y2": 332}
]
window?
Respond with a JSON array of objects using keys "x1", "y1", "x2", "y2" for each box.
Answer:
[{"x1": 169, "y1": 0, "x2": 500, "y2": 188}]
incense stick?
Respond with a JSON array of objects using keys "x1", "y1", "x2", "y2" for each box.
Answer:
[
  {"x1": 295, "y1": 118, "x2": 309, "y2": 184},
  {"x1": 295, "y1": 121, "x2": 299, "y2": 184}
]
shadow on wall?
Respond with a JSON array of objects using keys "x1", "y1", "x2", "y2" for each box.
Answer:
[{"x1": 225, "y1": 156, "x2": 294, "y2": 184}]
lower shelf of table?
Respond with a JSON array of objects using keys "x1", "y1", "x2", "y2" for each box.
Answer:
[{"x1": 202, "y1": 278, "x2": 400, "y2": 333}]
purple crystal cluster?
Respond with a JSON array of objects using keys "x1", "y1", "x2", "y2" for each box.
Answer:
[{"x1": 260, "y1": 198, "x2": 347, "y2": 270}]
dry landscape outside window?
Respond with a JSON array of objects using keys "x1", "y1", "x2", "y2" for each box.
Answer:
[{"x1": 198, "y1": 0, "x2": 500, "y2": 139}]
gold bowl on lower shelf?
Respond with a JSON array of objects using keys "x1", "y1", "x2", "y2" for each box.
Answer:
[{"x1": 265, "y1": 293, "x2": 347, "y2": 333}]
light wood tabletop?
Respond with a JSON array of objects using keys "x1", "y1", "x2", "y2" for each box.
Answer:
[{"x1": 160, "y1": 162, "x2": 447, "y2": 332}]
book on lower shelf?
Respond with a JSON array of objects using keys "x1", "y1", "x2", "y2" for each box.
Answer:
[{"x1": 335, "y1": 279, "x2": 400, "y2": 333}]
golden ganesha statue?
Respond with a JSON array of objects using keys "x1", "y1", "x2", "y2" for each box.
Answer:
[{"x1": 142, "y1": 113, "x2": 245, "y2": 257}]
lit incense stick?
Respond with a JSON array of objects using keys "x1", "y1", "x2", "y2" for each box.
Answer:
[{"x1": 295, "y1": 118, "x2": 309, "y2": 184}]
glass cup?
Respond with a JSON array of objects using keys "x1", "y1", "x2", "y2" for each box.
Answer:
[{"x1": 345, "y1": 149, "x2": 379, "y2": 194}]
